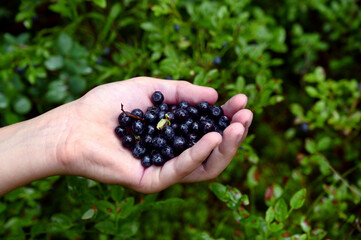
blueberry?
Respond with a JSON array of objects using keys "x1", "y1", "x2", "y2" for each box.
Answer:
[
  {"x1": 162, "y1": 125, "x2": 175, "y2": 141},
  {"x1": 197, "y1": 101, "x2": 210, "y2": 115},
  {"x1": 131, "y1": 108, "x2": 144, "y2": 119},
  {"x1": 174, "y1": 108, "x2": 189, "y2": 122},
  {"x1": 171, "y1": 122, "x2": 179, "y2": 131},
  {"x1": 115, "y1": 126, "x2": 127, "y2": 137},
  {"x1": 132, "y1": 120, "x2": 145, "y2": 135},
  {"x1": 184, "y1": 118, "x2": 194, "y2": 126},
  {"x1": 170, "y1": 105, "x2": 178, "y2": 111},
  {"x1": 152, "y1": 152, "x2": 165, "y2": 166},
  {"x1": 103, "y1": 47, "x2": 110, "y2": 56},
  {"x1": 218, "y1": 115, "x2": 230, "y2": 130},
  {"x1": 213, "y1": 56, "x2": 221, "y2": 65},
  {"x1": 210, "y1": 106, "x2": 223, "y2": 119},
  {"x1": 141, "y1": 155, "x2": 152, "y2": 168},
  {"x1": 173, "y1": 24, "x2": 180, "y2": 32},
  {"x1": 146, "y1": 125, "x2": 156, "y2": 135},
  {"x1": 118, "y1": 112, "x2": 132, "y2": 127},
  {"x1": 96, "y1": 57, "x2": 103, "y2": 65},
  {"x1": 165, "y1": 75, "x2": 173, "y2": 80},
  {"x1": 122, "y1": 134, "x2": 135, "y2": 149},
  {"x1": 187, "y1": 132, "x2": 198, "y2": 142},
  {"x1": 158, "y1": 110, "x2": 166, "y2": 121},
  {"x1": 140, "y1": 134, "x2": 153, "y2": 147},
  {"x1": 161, "y1": 145, "x2": 174, "y2": 160},
  {"x1": 222, "y1": 41, "x2": 227, "y2": 48},
  {"x1": 144, "y1": 110, "x2": 157, "y2": 124},
  {"x1": 190, "y1": 121, "x2": 200, "y2": 133},
  {"x1": 15, "y1": 66, "x2": 28, "y2": 75},
  {"x1": 159, "y1": 103, "x2": 169, "y2": 112},
  {"x1": 165, "y1": 112, "x2": 175, "y2": 122},
  {"x1": 187, "y1": 106, "x2": 199, "y2": 119},
  {"x1": 201, "y1": 120, "x2": 215, "y2": 134},
  {"x1": 300, "y1": 123, "x2": 309, "y2": 132},
  {"x1": 152, "y1": 91, "x2": 164, "y2": 105},
  {"x1": 132, "y1": 143, "x2": 147, "y2": 159},
  {"x1": 152, "y1": 136, "x2": 167, "y2": 148},
  {"x1": 173, "y1": 136, "x2": 187, "y2": 152},
  {"x1": 179, "y1": 123, "x2": 189, "y2": 136},
  {"x1": 178, "y1": 101, "x2": 189, "y2": 109}
]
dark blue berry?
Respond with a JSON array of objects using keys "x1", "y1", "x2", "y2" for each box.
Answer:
[
  {"x1": 171, "y1": 122, "x2": 179, "y2": 131},
  {"x1": 152, "y1": 136, "x2": 167, "y2": 148},
  {"x1": 146, "y1": 125, "x2": 156, "y2": 135},
  {"x1": 96, "y1": 57, "x2": 103, "y2": 65},
  {"x1": 159, "y1": 103, "x2": 169, "y2": 112},
  {"x1": 16, "y1": 66, "x2": 28, "y2": 74},
  {"x1": 213, "y1": 56, "x2": 221, "y2": 65},
  {"x1": 178, "y1": 101, "x2": 189, "y2": 109},
  {"x1": 158, "y1": 110, "x2": 166, "y2": 121},
  {"x1": 165, "y1": 75, "x2": 173, "y2": 80},
  {"x1": 218, "y1": 115, "x2": 230, "y2": 130},
  {"x1": 222, "y1": 42, "x2": 227, "y2": 48},
  {"x1": 115, "y1": 126, "x2": 127, "y2": 137},
  {"x1": 187, "y1": 106, "x2": 199, "y2": 119},
  {"x1": 201, "y1": 120, "x2": 215, "y2": 134},
  {"x1": 132, "y1": 143, "x2": 147, "y2": 159},
  {"x1": 190, "y1": 121, "x2": 200, "y2": 133},
  {"x1": 131, "y1": 108, "x2": 144, "y2": 118},
  {"x1": 103, "y1": 47, "x2": 110, "y2": 56},
  {"x1": 174, "y1": 108, "x2": 189, "y2": 122},
  {"x1": 162, "y1": 125, "x2": 175, "y2": 141},
  {"x1": 152, "y1": 91, "x2": 164, "y2": 105},
  {"x1": 197, "y1": 101, "x2": 210, "y2": 115},
  {"x1": 173, "y1": 24, "x2": 180, "y2": 32},
  {"x1": 122, "y1": 134, "x2": 135, "y2": 149},
  {"x1": 170, "y1": 105, "x2": 177, "y2": 111},
  {"x1": 179, "y1": 123, "x2": 189, "y2": 136},
  {"x1": 300, "y1": 123, "x2": 309, "y2": 132},
  {"x1": 118, "y1": 112, "x2": 132, "y2": 127},
  {"x1": 210, "y1": 106, "x2": 224, "y2": 119},
  {"x1": 144, "y1": 110, "x2": 157, "y2": 124},
  {"x1": 132, "y1": 120, "x2": 145, "y2": 135},
  {"x1": 141, "y1": 155, "x2": 152, "y2": 167},
  {"x1": 140, "y1": 134, "x2": 153, "y2": 147},
  {"x1": 187, "y1": 132, "x2": 198, "y2": 142},
  {"x1": 184, "y1": 118, "x2": 194, "y2": 126},
  {"x1": 161, "y1": 145, "x2": 174, "y2": 160},
  {"x1": 165, "y1": 112, "x2": 175, "y2": 121},
  {"x1": 152, "y1": 152, "x2": 165, "y2": 166},
  {"x1": 173, "y1": 136, "x2": 187, "y2": 152}
]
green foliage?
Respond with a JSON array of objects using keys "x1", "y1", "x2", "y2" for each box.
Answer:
[{"x1": 1, "y1": 0, "x2": 361, "y2": 239}]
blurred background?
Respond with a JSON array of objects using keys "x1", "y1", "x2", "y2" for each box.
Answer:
[{"x1": 0, "y1": 0, "x2": 361, "y2": 239}]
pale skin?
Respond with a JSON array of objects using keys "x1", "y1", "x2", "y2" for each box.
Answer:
[{"x1": 0, "y1": 77, "x2": 253, "y2": 196}]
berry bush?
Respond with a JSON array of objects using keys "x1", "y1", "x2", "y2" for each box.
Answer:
[{"x1": 1, "y1": 0, "x2": 361, "y2": 239}]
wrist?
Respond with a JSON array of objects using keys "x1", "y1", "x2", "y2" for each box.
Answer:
[{"x1": 0, "y1": 102, "x2": 74, "y2": 195}]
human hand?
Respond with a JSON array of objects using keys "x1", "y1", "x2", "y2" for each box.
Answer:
[{"x1": 55, "y1": 77, "x2": 253, "y2": 193}]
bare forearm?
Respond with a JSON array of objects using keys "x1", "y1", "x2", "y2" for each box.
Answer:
[{"x1": 0, "y1": 105, "x2": 71, "y2": 195}]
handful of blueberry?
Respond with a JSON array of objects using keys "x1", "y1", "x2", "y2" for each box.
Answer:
[{"x1": 115, "y1": 91, "x2": 230, "y2": 168}]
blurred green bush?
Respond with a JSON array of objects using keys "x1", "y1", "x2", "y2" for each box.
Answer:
[{"x1": 1, "y1": 0, "x2": 360, "y2": 239}]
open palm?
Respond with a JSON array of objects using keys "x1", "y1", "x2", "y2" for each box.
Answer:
[{"x1": 60, "y1": 77, "x2": 253, "y2": 193}]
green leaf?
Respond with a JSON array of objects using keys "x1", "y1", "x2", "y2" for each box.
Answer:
[
  {"x1": 94, "y1": 220, "x2": 116, "y2": 234},
  {"x1": 119, "y1": 221, "x2": 139, "y2": 237},
  {"x1": 13, "y1": 96, "x2": 32, "y2": 114},
  {"x1": 0, "y1": 93, "x2": 9, "y2": 109},
  {"x1": 290, "y1": 189, "x2": 307, "y2": 210},
  {"x1": 45, "y1": 80, "x2": 68, "y2": 103},
  {"x1": 110, "y1": 185, "x2": 124, "y2": 202},
  {"x1": 81, "y1": 209, "x2": 95, "y2": 220},
  {"x1": 57, "y1": 33, "x2": 73, "y2": 55},
  {"x1": 247, "y1": 165, "x2": 259, "y2": 187},
  {"x1": 209, "y1": 183, "x2": 227, "y2": 202},
  {"x1": 300, "y1": 216, "x2": 311, "y2": 233},
  {"x1": 305, "y1": 138, "x2": 317, "y2": 154},
  {"x1": 140, "y1": 22, "x2": 158, "y2": 32},
  {"x1": 274, "y1": 198, "x2": 288, "y2": 222},
  {"x1": 265, "y1": 206, "x2": 275, "y2": 223},
  {"x1": 0, "y1": 202, "x2": 6, "y2": 214},
  {"x1": 45, "y1": 56, "x2": 64, "y2": 71},
  {"x1": 305, "y1": 86, "x2": 319, "y2": 98},
  {"x1": 92, "y1": 0, "x2": 107, "y2": 8},
  {"x1": 269, "y1": 221, "x2": 284, "y2": 232},
  {"x1": 69, "y1": 75, "x2": 87, "y2": 95},
  {"x1": 290, "y1": 103, "x2": 304, "y2": 116}
]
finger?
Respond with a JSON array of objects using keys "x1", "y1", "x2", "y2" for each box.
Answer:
[
  {"x1": 181, "y1": 122, "x2": 245, "y2": 182},
  {"x1": 221, "y1": 94, "x2": 248, "y2": 118},
  {"x1": 137, "y1": 77, "x2": 219, "y2": 105},
  {"x1": 231, "y1": 109, "x2": 253, "y2": 129},
  {"x1": 138, "y1": 132, "x2": 222, "y2": 193}
]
